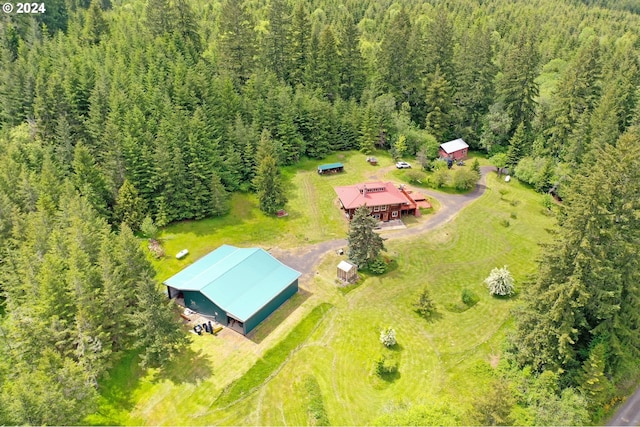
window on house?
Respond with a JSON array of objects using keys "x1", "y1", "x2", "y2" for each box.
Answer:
[
  {"x1": 392, "y1": 211, "x2": 398, "y2": 217},
  {"x1": 373, "y1": 206, "x2": 380, "y2": 212},
  {"x1": 380, "y1": 205, "x2": 387, "y2": 211},
  {"x1": 373, "y1": 214, "x2": 381, "y2": 219}
]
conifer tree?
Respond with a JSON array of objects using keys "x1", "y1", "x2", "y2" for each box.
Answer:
[
  {"x1": 209, "y1": 171, "x2": 229, "y2": 217},
  {"x1": 359, "y1": 106, "x2": 378, "y2": 154},
  {"x1": 513, "y1": 129, "x2": 640, "y2": 373},
  {"x1": 506, "y1": 122, "x2": 528, "y2": 169},
  {"x1": 377, "y1": 6, "x2": 417, "y2": 105},
  {"x1": 498, "y1": 31, "x2": 540, "y2": 136},
  {"x1": 253, "y1": 130, "x2": 287, "y2": 215},
  {"x1": 263, "y1": 0, "x2": 291, "y2": 81},
  {"x1": 337, "y1": 15, "x2": 365, "y2": 101},
  {"x1": 217, "y1": 0, "x2": 256, "y2": 86},
  {"x1": 347, "y1": 206, "x2": 385, "y2": 267},
  {"x1": 579, "y1": 343, "x2": 610, "y2": 409},
  {"x1": 424, "y1": 65, "x2": 453, "y2": 142},
  {"x1": 115, "y1": 179, "x2": 147, "y2": 231},
  {"x1": 316, "y1": 25, "x2": 341, "y2": 101},
  {"x1": 288, "y1": 2, "x2": 311, "y2": 86},
  {"x1": 131, "y1": 274, "x2": 188, "y2": 368}
]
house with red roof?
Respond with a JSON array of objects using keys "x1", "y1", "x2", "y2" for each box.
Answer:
[{"x1": 334, "y1": 182, "x2": 422, "y2": 221}]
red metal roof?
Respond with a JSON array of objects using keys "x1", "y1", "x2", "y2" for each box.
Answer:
[{"x1": 335, "y1": 182, "x2": 410, "y2": 210}]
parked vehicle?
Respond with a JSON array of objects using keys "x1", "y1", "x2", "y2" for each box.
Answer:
[{"x1": 396, "y1": 161, "x2": 411, "y2": 169}]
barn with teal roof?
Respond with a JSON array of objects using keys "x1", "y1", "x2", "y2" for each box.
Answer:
[{"x1": 164, "y1": 245, "x2": 301, "y2": 335}]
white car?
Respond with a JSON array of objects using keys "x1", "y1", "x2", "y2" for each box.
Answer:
[{"x1": 396, "y1": 161, "x2": 411, "y2": 169}]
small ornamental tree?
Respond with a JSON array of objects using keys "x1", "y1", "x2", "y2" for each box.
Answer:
[
  {"x1": 484, "y1": 265, "x2": 515, "y2": 296},
  {"x1": 379, "y1": 327, "x2": 396, "y2": 347},
  {"x1": 414, "y1": 287, "x2": 436, "y2": 318},
  {"x1": 490, "y1": 152, "x2": 508, "y2": 177}
]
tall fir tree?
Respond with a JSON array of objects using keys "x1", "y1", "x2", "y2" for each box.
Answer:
[
  {"x1": 498, "y1": 31, "x2": 540, "y2": 137},
  {"x1": 288, "y1": 2, "x2": 311, "y2": 87},
  {"x1": 513, "y1": 128, "x2": 640, "y2": 374},
  {"x1": 506, "y1": 122, "x2": 528, "y2": 169},
  {"x1": 424, "y1": 65, "x2": 453, "y2": 142},
  {"x1": 114, "y1": 179, "x2": 147, "y2": 231},
  {"x1": 253, "y1": 130, "x2": 287, "y2": 214},
  {"x1": 347, "y1": 206, "x2": 385, "y2": 267},
  {"x1": 217, "y1": 0, "x2": 256, "y2": 86}
]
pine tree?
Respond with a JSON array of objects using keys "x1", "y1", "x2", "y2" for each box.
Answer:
[
  {"x1": 506, "y1": 122, "x2": 528, "y2": 169},
  {"x1": 337, "y1": 15, "x2": 365, "y2": 101},
  {"x1": 377, "y1": 6, "x2": 418, "y2": 105},
  {"x1": 82, "y1": 0, "x2": 108, "y2": 45},
  {"x1": 131, "y1": 274, "x2": 188, "y2": 368},
  {"x1": 498, "y1": 31, "x2": 540, "y2": 136},
  {"x1": 315, "y1": 25, "x2": 341, "y2": 101},
  {"x1": 453, "y1": 25, "x2": 496, "y2": 147},
  {"x1": 217, "y1": 0, "x2": 256, "y2": 86},
  {"x1": 359, "y1": 106, "x2": 378, "y2": 154},
  {"x1": 263, "y1": 0, "x2": 291, "y2": 81},
  {"x1": 579, "y1": 343, "x2": 610, "y2": 409},
  {"x1": 513, "y1": 129, "x2": 640, "y2": 373},
  {"x1": 424, "y1": 65, "x2": 453, "y2": 142},
  {"x1": 115, "y1": 179, "x2": 147, "y2": 231},
  {"x1": 72, "y1": 142, "x2": 112, "y2": 219},
  {"x1": 347, "y1": 206, "x2": 385, "y2": 267},
  {"x1": 288, "y1": 2, "x2": 311, "y2": 86},
  {"x1": 209, "y1": 171, "x2": 229, "y2": 216},
  {"x1": 145, "y1": 0, "x2": 174, "y2": 36},
  {"x1": 253, "y1": 130, "x2": 287, "y2": 215}
]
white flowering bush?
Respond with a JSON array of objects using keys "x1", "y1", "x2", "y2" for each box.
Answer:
[
  {"x1": 379, "y1": 327, "x2": 397, "y2": 347},
  {"x1": 484, "y1": 266, "x2": 515, "y2": 296}
]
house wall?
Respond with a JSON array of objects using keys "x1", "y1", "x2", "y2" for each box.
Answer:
[
  {"x1": 346, "y1": 204, "x2": 402, "y2": 221},
  {"x1": 452, "y1": 148, "x2": 468, "y2": 160},
  {"x1": 182, "y1": 290, "x2": 228, "y2": 325},
  {"x1": 243, "y1": 279, "x2": 299, "y2": 335},
  {"x1": 439, "y1": 148, "x2": 468, "y2": 160}
]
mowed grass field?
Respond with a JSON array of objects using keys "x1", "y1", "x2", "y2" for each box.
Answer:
[{"x1": 92, "y1": 156, "x2": 556, "y2": 425}]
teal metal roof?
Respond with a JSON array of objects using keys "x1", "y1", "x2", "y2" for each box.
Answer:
[
  {"x1": 318, "y1": 162, "x2": 344, "y2": 171},
  {"x1": 164, "y1": 245, "x2": 301, "y2": 322}
]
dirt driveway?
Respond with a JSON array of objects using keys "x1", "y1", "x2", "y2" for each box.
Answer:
[{"x1": 271, "y1": 166, "x2": 494, "y2": 279}]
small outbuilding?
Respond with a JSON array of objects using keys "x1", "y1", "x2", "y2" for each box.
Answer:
[
  {"x1": 337, "y1": 260, "x2": 358, "y2": 283},
  {"x1": 439, "y1": 138, "x2": 469, "y2": 160},
  {"x1": 164, "y1": 245, "x2": 301, "y2": 335},
  {"x1": 318, "y1": 162, "x2": 344, "y2": 175}
]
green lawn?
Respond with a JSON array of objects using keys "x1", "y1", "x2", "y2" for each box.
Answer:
[{"x1": 96, "y1": 159, "x2": 556, "y2": 425}]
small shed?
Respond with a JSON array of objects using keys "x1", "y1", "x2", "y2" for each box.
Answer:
[
  {"x1": 366, "y1": 156, "x2": 378, "y2": 165},
  {"x1": 439, "y1": 138, "x2": 469, "y2": 160},
  {"x1": 318, "y1": 162, "x2": 344, "y2": 175},
  {"x1": 337, "y1": 260, "x2": 358, "y2": 283}
]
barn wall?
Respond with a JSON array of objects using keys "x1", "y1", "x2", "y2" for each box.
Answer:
[
  {"x1": 182, "y1": 291, "x2": 227, "y2": 324},
  {"x1": 244, "y1": 279, "x2": 299, "y2": 335}
]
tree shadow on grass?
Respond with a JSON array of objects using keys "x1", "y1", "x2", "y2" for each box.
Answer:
[
  {"x1": 415, "y1": 309, "x2": 444, "y2": 322},
  {"x1": 246, "y1": 288, "x2": 311, "y2": 344},
  {"x1": 95, "y1": 351, "x2": 145, "y2": 417},
  {"x1": 153, "y1": 345, "x2": 213, "y2": 385}
]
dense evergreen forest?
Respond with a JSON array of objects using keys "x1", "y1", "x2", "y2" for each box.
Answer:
[{"x1": 1, "y1": 0, "x2": 639, "y2": 424}]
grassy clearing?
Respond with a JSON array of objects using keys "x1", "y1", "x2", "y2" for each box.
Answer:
[
  {"x1": 216, "y1": 303, "x2": 333, "y2": 407},
  {"x1": 152, "y1": 150, "x2": 402, "y2": 281},
  {"x1": 95, "y1": 166, "x2": 556, "y2": 425}
]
